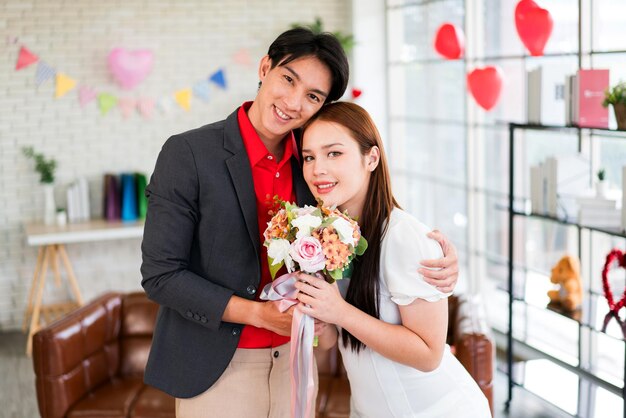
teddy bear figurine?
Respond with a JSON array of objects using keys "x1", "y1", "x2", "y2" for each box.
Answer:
[{"x1": 547, "y1": 255, "x2": 583, "y2": 311}]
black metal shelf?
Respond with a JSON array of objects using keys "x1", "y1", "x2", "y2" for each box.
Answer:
[
  {"x1": 512, "y1": 210, "x2": 626, "y2": 238},
  {"x1": 506, "y1": 122, "x2": 626, "y2": 416}
]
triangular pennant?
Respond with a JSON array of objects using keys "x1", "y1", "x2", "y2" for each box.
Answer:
[
  {"x1": 55, "y1": 73, "x2": 77, "y2": 98},
  {"x1": 232, "y1": 48, "x2": 252, "y2": 66},
  {"x1": 98, "y1": 93, "x2": 117, "y2": 115},
  {"x1": 15, "y1": 46, "x2": 38, "y2": 70},
  {"x1": 174, "y1": 89, "x2": 192, "y2": 111},
  {"x1": 192, "y1": 80, "x2": 211, "y2": 102},
  {"x1": 78, "y1": 86, "x2": 97, "y2": 107},
  {"x1": 209, "y1": 69, "x2": 227, "y2": 89},
  {"x1": 137, "y1": 98, "x2": 155, "y2": 119},
  {"x1": 36, "y1": 61, "x2": 56, "y2": 86},
  {"x1": 118, "y1": 98, "x2": 136, "y2": 119},
  {"x1": 158, "y1": 97, "x2": 174, "y2": 114}
]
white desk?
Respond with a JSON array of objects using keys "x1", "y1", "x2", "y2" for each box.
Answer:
[{"x1": 23, "y1": 219, "x2": 144, "y2": 355}]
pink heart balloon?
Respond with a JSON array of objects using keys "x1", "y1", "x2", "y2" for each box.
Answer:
[
  {"x1": 108, "y1": 48, "x2": 154, "y2": 90},
  {"x1": 515, "y1": 0, "x2": 553, "y2": 56},
  {"x1": 434, "y1": 23, "x2": 465, "y2": 60},
  {"x1": 467, "y1": 66, "x2": 504, "y2": 111}
]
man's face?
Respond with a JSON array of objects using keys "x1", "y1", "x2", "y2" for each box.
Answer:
[{"x1": 250, "y1": 55, "x2": 332, "y2": 143}]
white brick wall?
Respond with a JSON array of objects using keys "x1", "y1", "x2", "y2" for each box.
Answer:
[{"x1": 0, "y1": 0, "x2": 351, "y2": 331}]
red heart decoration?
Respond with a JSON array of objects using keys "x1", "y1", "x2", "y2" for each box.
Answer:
[
  {"x1": 351, "y1": 88, "x2": 362, "y2": 99},
  {"x1": 602, "y1": 249, "x2": 626, "y2": 315},
  {"x1": 515, "y1": 0, "x2": 554, "y2": 56},
  {"x1": 466, "y1": 66, "x2": 503, "y2": 111},
  {"x1": 433, "y1": 23, "x2": 465, "y2": 60}
]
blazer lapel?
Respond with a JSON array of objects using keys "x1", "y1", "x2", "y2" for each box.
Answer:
[{"x1": 223, "y1": 110, "x2": 260, "y2": 259}]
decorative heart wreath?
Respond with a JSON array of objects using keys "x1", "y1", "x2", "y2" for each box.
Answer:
[{"x1": 602, "y1": 249, "x2": 626, "y2": 315}]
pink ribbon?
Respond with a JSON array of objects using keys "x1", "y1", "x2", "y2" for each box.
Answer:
[{"x1": 260, "y1": 272, "x2": 315, "y2": 418}]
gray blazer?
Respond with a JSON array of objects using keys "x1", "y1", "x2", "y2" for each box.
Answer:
[{"x1": 140, "y1": 108, "x2": 315, "y2": 398}]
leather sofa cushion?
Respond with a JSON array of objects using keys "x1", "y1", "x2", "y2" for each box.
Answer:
[
  {"x1": 131, "y1": 386, "x2": 176, "y2": 418},
  {"x1": 67, "y1": 377, "x2": 143, "y2": 418}
]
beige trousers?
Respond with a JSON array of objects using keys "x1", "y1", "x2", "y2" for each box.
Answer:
[{"x1": 175, "y1": 343, "x2": 318, "y2": 418}]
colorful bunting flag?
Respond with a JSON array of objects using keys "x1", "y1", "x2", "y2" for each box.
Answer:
[
  {"x1": 174, "y1": 89, "x2": 192, "y2": 111},
  {"x1": 98, "y1": 93, "x2": 117, "y2": 115},
  {"x1": 15, "y1": 46, "x2": 38, "y2": 70},
  {"x1": 13, "y1": 43, "x2": 237, "y2": 120},
  {"x1": 158, "y1": 97, "x2": 174, "y2": 114},
  {"x1": 137, "y1": 98, "x2": 155, "y2": 119},
  {"x1": 232, "y1": 48, "x2": 252, "y2": 66},
  {"x1": 192, "y1": 80, "x2": 211, "y2": 102},
  {"x1": 55, "y1": 73, "x2": 76, "y2": 98},
  {"x1": 118, "y1": 98, "x2": 136, "y2": 118},
  {"x1": 36, "y1": 61, "x2": 55, "y2": 86},
  {"x1": 78, "y1": 86, "x2": 97, "y2": 107},
  {"x1": 209, "y1": 69, "x2": 227, "y2": 89}
]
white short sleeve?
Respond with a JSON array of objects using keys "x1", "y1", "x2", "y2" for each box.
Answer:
[{"x1": 382, "y1": 210, "x2": 452, "y2": 305}]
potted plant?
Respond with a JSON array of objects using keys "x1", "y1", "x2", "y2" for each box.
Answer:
[
  {"x1": 602, "y1": 81, "x2": 626, "y2": 130},
  {"x1": 22, "y1": 146, "x2": 57, "y2": 225}
]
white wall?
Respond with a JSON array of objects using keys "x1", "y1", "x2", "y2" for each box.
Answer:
[{"x1": 0, "y1": 0, "x2": 351, "y2": 330}]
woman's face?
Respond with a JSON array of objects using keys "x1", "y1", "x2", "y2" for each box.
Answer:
[{"x1": 302, "y1": 120, "x2": 378, "y2": 218}]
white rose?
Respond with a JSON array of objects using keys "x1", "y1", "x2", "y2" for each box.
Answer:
[
  {"x1": 291, "y1": 214, "x2": 322, "y2": 239},
  {"x1": 293, "y1": 205, "x2": 317, "y2": 217},
  {"x1": 332, "y1": 217, "x2": 356, "y2": 246},
  {"x1": 267, "y1": 239, "x2": 294, "y2": 271}
]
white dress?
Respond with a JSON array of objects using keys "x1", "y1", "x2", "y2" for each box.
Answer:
[{"x1": 338, "y1": 209, "x2": 491, "y2": 418}]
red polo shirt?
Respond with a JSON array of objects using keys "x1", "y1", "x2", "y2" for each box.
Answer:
[{"x1": 237, "y1": 101, "x2": 296, "y2": 348}]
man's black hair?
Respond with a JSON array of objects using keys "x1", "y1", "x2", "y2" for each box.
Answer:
[{"x1": 266, "y1": 27, "x2": 349, "y2": 103}]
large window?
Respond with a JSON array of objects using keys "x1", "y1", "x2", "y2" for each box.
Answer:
[{"x1": 386, "y1": 0, "x2": 626, "y2": 416}]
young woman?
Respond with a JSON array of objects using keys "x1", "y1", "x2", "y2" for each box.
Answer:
[{"x1": 295, "y1": 102, "x2": 491, "y2": 417}]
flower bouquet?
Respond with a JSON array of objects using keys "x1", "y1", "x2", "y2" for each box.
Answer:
[
  {"x1": 260, "y1": 199, "x2": 366, "y2": 418},
  {"x1": 264, "y1": 200, "x2": 368, "y2": 282}
]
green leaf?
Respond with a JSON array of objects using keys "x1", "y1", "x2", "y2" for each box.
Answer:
[
  {"x1": 341, "y1": 262, "x2": 354, "y2": 279},
  {"x1": 328, "y1": 268, "x2": 343, "y2": 282},
  {"x1": 355, "y1": 236, "x2": 368, "y2": 256},
  {"x1": 268, "y1": 257, "x2": 284, "y2": 280}
]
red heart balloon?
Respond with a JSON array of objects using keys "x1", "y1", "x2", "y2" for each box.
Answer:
[
  {"x1": 467, "y1": 66, "x2": 503, "y2": 111},
  {"x1": 351, "y1": 88, "x2": 362, "y2": 99},
  {"x1": 434, "y1": 23, "x2": 465, "y2": 60},
  {"x1": 515, "y1": 0, "x2": 554, "y2": 56}
]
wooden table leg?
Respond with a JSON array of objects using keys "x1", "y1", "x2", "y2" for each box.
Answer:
[
  {"x1": 58, "y1": 244, "x2": 84, "y2": 306},
  {"x1": 26, "y1": 245, "x2": 50, "y2": 356},
  {"x1": 22, "y1": 247, "x2": 44, "y2": 332},
  {"x1": 50, "y1": 244, "x2": 62, "y2": 287}
]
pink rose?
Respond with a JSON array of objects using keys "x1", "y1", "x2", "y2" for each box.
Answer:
[{"x1": 289, "y1": 236, "x2": 326, "y2": 273}]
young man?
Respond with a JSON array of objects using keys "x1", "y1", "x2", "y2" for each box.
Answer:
[{"x1": 141, "y1": 28, "x2": 459, "y2": 418}]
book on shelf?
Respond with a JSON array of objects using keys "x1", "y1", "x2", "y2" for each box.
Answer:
[
  {"x1": 66, "y1": 177, "x2": 91, "y2": 223},
  {"x1": 526, "y1": 66, "x2": 566, "y2": 126},
  {"x1": 548, "y1": 154, "x2": 590, "y2": 217},
  {"x1": 565, "y1": 69, "x2": 610, "y2": 128},
  {"x1": 578, "y1": 207, "x2": 621, "y2": 228},
  {"x1": 103, "y1": 172, "x2": 148, "y2": 223}
]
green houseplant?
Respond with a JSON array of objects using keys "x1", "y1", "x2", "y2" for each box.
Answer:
[
  {"x1": 602, "y1": 81, "x2": 626, "y2": 130},
  {"x1": 22, "y1": 146, "x2": 58, "y2": 224},
  {"x1": 22, "y1": 146, "x2": 56, "y2": 184},
  {"x1": 290, "y1": 17, "x2": 354, "y2": 54}
]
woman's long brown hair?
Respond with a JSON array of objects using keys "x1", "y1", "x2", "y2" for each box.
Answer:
[{"x1": 303, "y1": 102, "x2": 400, "y2": 352}]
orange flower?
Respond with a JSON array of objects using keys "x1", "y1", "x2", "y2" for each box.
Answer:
[{"x1": 264, "y1": 209, "x2": 289, "y2": 241}]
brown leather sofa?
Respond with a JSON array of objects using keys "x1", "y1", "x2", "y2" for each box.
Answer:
[
  {"x1": 32, "y1": 292, "x2": 174, "y2": 418},
  {"x1": 33, "y1": 292, "x2": 493, "y2": 418}
]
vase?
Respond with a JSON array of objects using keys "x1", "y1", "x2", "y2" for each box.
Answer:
[
  {"x1": 43, "y1": 184, "x2": 56, "y2": 225},
  {"x1": 595, "y1": 180, "x2": 607, "y2": 198},
  {"x1": 614, "y1": 103, "x2": 626, "y2": 131}
]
